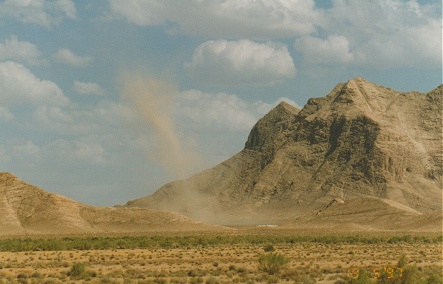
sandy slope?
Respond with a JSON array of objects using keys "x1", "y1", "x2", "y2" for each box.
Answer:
[
  {"x1": 0, "y1": 172, "x2": 226, "y2": 235},
  {"x1": 128, "y1": 78, "x2": 442, "y2": 231}
]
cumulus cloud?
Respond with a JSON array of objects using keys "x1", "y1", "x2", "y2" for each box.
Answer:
[
  {"x1": 74, "y1": 140, "x2": 107, "y2": 165},
  {"x1": 0, "y1": 35, "x2": 43, "y2": 65},
  {"x1": 0, "y1": 106, "x2": 13, "y2": 121},
  {"x1": 33, "y1": 106, "x2": 72, "y2": 129},
  {"x1": 254, "y1": 97, "x2": 301, "y2": 115},
  {"x1": 0, "y1": 0, "x2": 76, "y2": 27},
  {"x1": 54, "y1": 48, "x2": 92, "y2": 67},
  {"x1": 184, "y1": 40, "x2": 296, "y2": 85},
  {"x1": 312, "y1": 0, "x2": 442, "y2": 67},
  {"x1": 94, "y1": 100, "x2": 135, "y2": 126},
  {"x1": 294, "y1": 35, "x2": 354, "y2": 64},
  {"x1": 109, "y1": 0, "x2": 166, "y2": 26},
  {"x1": 46, "y1": 139, "x2": 107, "y2": 165},
  {"x1": 32, "y1": 103, "x2": 127, "y2": 136},
  {"x1": 177, "y1": 90, "x2": 258, "y2": 132},
  {"x1": 177, "y1": 90, "x2": 301, "y2": 132},
  {"x1": 74, "y1": 81, "x2": 106, "y2": 96},
  {"x1": 0, "y1": 61, "x2": 69, "y2": 106},
  {"x1": 108, "y1": 0, "x2": 440, "y2": 69},
  {"x1": 109, "y1": 0, "x2": 322, "y2": 38},
  {"x1": 12, "y1": 140, "x2": 41, "y2": 160}
]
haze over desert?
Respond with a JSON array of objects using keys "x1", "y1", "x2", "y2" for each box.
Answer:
[{"x1": 0, "y1": 0, "x2": 441, "y2": 283}]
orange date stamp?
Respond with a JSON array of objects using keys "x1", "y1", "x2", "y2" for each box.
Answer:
[{"x1": 347, "y1": 267, "x2": 403, "y2": 279}]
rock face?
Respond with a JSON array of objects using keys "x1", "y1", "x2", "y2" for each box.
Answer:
[
  {"x1": 128, "y1": 78, "x2": 442, "y2": 230},
  {"x1": 0, "y1": 172, "x2": 224, "y2": 235}
]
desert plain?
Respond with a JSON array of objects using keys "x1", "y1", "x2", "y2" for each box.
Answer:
[{"x1": 0, "y1": 229, "x2": 441, "y2": 284}]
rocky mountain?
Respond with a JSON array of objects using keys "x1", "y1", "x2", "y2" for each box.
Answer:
[
  {"x1": 0, "y1": 172, "x2": 224, "y2": 235},
  {"x1": 127, "y1": 78, "x2": 442, "y2": 231}
]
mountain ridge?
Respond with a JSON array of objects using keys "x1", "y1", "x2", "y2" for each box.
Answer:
[
  {"x1": 127, "y1": 78, "x2": 442, "y2": 230},
  {"x1": 2, "y1": 78, "x2": 440, "y2": 233},
  {"x1": 0, "y1": 172, "x2": 227, "y2": 235}
]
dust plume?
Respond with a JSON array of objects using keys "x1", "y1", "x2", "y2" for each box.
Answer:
[
  {"x1": 121, "y1": 72, "x2": 201, "y2": 178},
  {"x1": 121, "y1": 72, "x2": 226, "y2": 224}
]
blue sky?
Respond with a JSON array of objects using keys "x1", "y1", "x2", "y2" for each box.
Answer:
[{"x1": 0, "y1": 0, "x2": 441, "y2": 206}]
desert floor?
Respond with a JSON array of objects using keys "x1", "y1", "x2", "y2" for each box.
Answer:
[{"x1": 0, "y1": 229, "x2": 441, "y2": 283}]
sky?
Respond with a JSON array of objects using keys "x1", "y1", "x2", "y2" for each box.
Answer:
[{"x1": 0, "y1": 0, "x2": 441, "y2": 206}]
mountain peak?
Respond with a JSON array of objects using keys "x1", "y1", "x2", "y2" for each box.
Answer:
[
  {"x1": 347, "y1": 77, "x2": 368, "y2": 84},
  {"x1": 274, "y1": 100, "x2": 300, "y2": 114},
  {"x1": 244, "y1": 101, "x2": 299, "y2": 151},
  {"x1": 128, "y1": 78, "x2": 442, "y2": 228}
]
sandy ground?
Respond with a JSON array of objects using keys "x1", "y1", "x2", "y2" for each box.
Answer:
[{"x1": 0, "y1": 231, "x2": 441, "y2": 283}]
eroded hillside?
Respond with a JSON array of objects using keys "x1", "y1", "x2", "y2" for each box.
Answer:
[
  {"x1": 127, "y1": 78, "x2": 442, "y2": 230},
  {"x1": 0, "y1": 173, "x2": 225, "y2": 235}
]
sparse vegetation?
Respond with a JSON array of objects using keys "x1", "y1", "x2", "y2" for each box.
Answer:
[
  {"x1": 264, "y1": 244, "x2": 275, "y2": 252},
  {"x1": 0, "y1": 233, "x2": 440, "y2": 252},
  {"x1": 67, "y1": 262, "x2": 96, "y2": 279},
  {"x1": 0, "y1": 233, "x2": 440, "y2": 283},
  {"x1": 337, "y1": 254, "x2": 443, "y2": 284},
  {"x1": 258, "y1": 253, "x2": 289, "y2": 275}
]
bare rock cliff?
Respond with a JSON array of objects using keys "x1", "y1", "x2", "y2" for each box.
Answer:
[{"x1": 128, "y1": 78, "x2": 442, "y2": 230}]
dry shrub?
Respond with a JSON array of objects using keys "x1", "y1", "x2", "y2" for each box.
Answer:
[
  {"x1": 258, "y1": 253, "x2": 289, "y2": 275},
  {"x1": 67, "y1": 262, "x2": 96, "y2": 280}
]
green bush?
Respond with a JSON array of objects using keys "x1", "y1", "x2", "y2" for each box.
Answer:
[
  {"x1": 397, "y1": 254, "x2": 408, "y2": 269},
  {"x1": 258, "y1": 253, "x2": 289, "y2": 275},
  {"x1": 426, "y1": 274, "x2": 443, "y2": 284},
  {"x1": 264, "y1": 244, "x2": 275, "y2": 252},
  {"x1": 16, "y1": 273, "x2": 28, "y2": 279},
  {"x1": 347, "y1": 269, "x2": 374, "y2": 284},
  {"x1": 67, "y1": 262, "x2": 95, "y2": 280},
  {"x1": 0, "y1": 234, "x2": 440, "y2": 252},
  {"x1": 395, "y1": 264, "x2": 419, "y2": 284}
]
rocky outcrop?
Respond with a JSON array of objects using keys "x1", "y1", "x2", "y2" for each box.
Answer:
[
  {"x1": 128, "y1": 78, "x2": 442, "y2": 230},
  {"x1": 0, "y1": 172, "x2": 225, "y2": 235}
]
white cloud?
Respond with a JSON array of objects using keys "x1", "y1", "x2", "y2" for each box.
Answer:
[
  {"x1": 33, "y1": 106, "x2": 72, "y2": 126},
  {"x1": 24, "y1": 100, "x2": 139, "y2": 167},
  {"x1": 177, "y1": 90, "x2": 258, "y2": 132},
  {"x1": 95, "y1": 100, "x2": 135, "y2": 125},
  {"x1": 184, "y1": 40, "x2": 296, "y2": 85},
  {"x1": 254, "y1": 97, "x2": 302, "y2": 115},
  {"x1": 294, "y1": 35, "x2": 354, "y2": 64},
  {"x1": 109, "y1": 0, "x2": 322, "y2": 38},
  {"x1": 47, "y1": 139, "x2": 107, "y2": 165},
  {"x1": 176, "y1": 90, "x2": 301, "y2": 132},
  {"x1": 0, "y1": 0, "x2": 76, "y2": 27},
  {"x1": 314, "y1": 0, "x2": 442, "y2": 67},
  {"x1": 30, "y1": 99, "x2": 134, "y2": 140},
  {"x1": 74, "y1": 81, "x2": 106, "y2": 96},
  {"x1": 12, "y1": 140, "x2": 41, "y2": 160},
  {"x1": 0, "y1": 35, "x2": 43, "y2": 65},
  {"x1": 109, "y1": 0, "x2": 166, "y2": 26},
  {"x1": 0, "y1": 106, "x2": 13, "y2": 121},
  {"x1": 55, "y1": 0, "x2": 76, "y2": 19},
  {"x1": 108, "y1": 0, "x2": 440, "y2": 69},
  {"x1": 0, "y1": 61, "x2": 69, "y2": 106},
  {"x1": 54, "y1": 48, "x2": 92, "y2": 67},
  {"x1": 75, "y1": 140, "x2": 107, "y2": 165}
]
